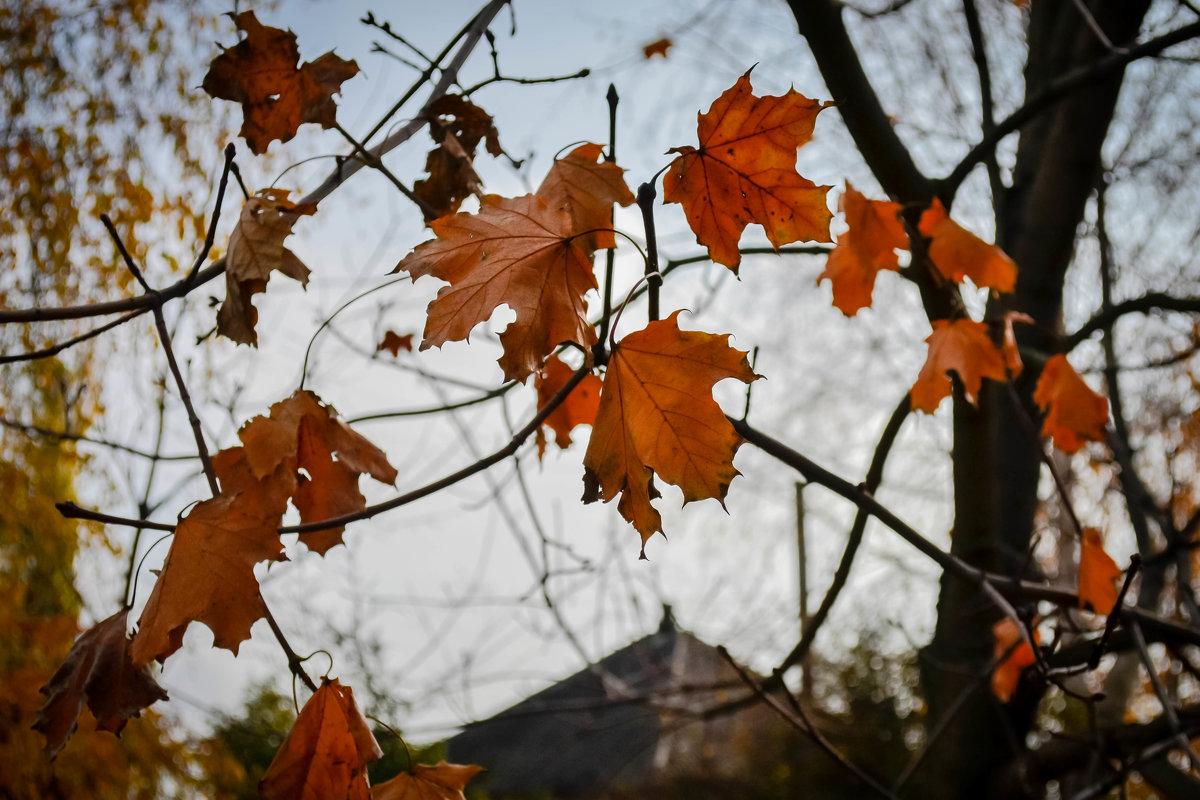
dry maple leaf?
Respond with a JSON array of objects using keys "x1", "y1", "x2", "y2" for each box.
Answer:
[
  {"x1": 377, "y1": 330, "x2": 415, "y2": 356},
  {"x1": 131, "y1": 494, "x2": 285, "y2": 666},
  {"x1": 663, "y1": 69, "x2": 833, "y2": 271},
  {"x1": 535, "y1": 143, "x2": 635, "y2": 252},
  {"x1": 1078, "y1": 528, "x2": 1122, "y2": 615},
  {"x1": 260, "y1": 678, "x2": 383, "y2": 800},
  {"x1": 642, "y1": 37, "x2": 672, "y2": 59},
  {"x1": 818, "y1": 183, "x2": 906, "y2": 316},
  {"x1": 394, "y1": 194, "x2": 598, "y2": 382},
  {"x1": 910, "y1": 319, "x2": 1007, "y2": 414},
  {"x1": 413, "y1": 94, "x2": 506, "y2": 222},
  {"x1": 582, "y1": 311, "x2": 760, "y2": 555},
  {"x1": 1001, "y1": 311, "x2": 1033, "y2": 377},
  {"x1": 991, "y1": 618, "x2": 1039, "y2": 703},
  {"x1": 918, "y1": 199, "x2": 1016, "y2": 293},
  {"x1": 202, "y1": 11, "x2": 359, "y2": 154},
  {"x1": 33, "y1": 609, "x2": 168, "y2": 759},
  {"x1": 1033, "y1": 354, "x2": 1109, "y2": 453},
  {"x1": 534, "y1": 353, "x2": 602, "y2": 459},
  {"x1": 372, "y1": 761, "x2": 485, "y2": 800},
  {"x1": 218, "y1": 188, "x2": 316, "y2": 346}
]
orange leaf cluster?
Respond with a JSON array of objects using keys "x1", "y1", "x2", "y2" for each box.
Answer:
[
  {"x1": 413, "y1": 94, "x2": 505, "y2": 222},
  {"x1": 34, "y1": 610, "x2": 168, "y2": 758},
  {"x1": 918, "y1": 199, "x2": 1016, "y2": 293},
  {"x1": 535, "y1": 354, "x2": 602, "y2": 458},
  {"x1": 203, "y1": 11, "x2": 359, "y2": 154},
  {"x1": 819, "y1": 183, "x2": 906, "y2": 316},
  {"x1": 1078, "y1": 528, "x2": 1122, "y2": 615},
  {"x1": 582, "y1": 312, "x2": 759, "y2": 555},
  {"x1": 910, "y1": 319, "x2": 1006, "y2": 413},
  {"x1": 664, "y1": 69, "x2": 833, "y2": 271},
  {"x1": 372, "y1": 761, "x2": 484, "y2": 800},
  {"x1": 1034, "y1": 354, "x2": 1110, "y2": 453},
  {"x1": 991, "y1": 618, "x2": 1039, "y2": 703},
  {"x1": 218, "y1": 188, "x2": 316, "y2": 346},
  {"x1": 260, "y1": 679, "x2": 382, "y2": 800}
]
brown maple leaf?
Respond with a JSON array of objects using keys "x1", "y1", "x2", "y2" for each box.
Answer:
[
  {"x1": 131, "y1": 494, "x2": 285, "y2": 666},
  {"x1": 1001, "y1": 311, "x2": 1033, "y2": 377},
  {"x1": 991, "y1": 618, "x2": 1038, "y2": 703},
  {"x1": 664, "y1": 69, "x2": 833, "y2": 271},
  {"x1": 1078, "y1": 528, "x2": 1121, "y2": 615},
  {"x1": 910, "y1": 319, "x2": 1007, "y2": 413},
  {"x1": 394, "y1": 194, "x2": 598, "y2": 382},
  {"x1": 535, "y1": 353, "x2": 602, "y2": 459},
  {"x1": 218, "y1": 188, "x2": 316, "y2": 346},
  {"x1": 260, "y1": 678, "x2": 383, "y2": 800},
  {"x1": 33, "y1": 609, "x2": 168, "y2": 758},
  {"x1": 582, "y1": 311, "x2": 760, "y2": 555},
  {"x1": 818, "y1": 183, "x2": 906, "y2": 316},
  {"x1": 372, "y1": 762, "x2": 485, "y2": 800},
  {"x1": 413, "y1": 94, "x2": 506, "y2": 222},
  {"x1": 1034, "y1": 354, "x2": 1109, "y2": 453},
  {"x1": 536, "y1": 143, "x2": 635, "y2": 252},
  {"x1": 203, "y1": 11, "x2": 359, "y2": 154},
  {"x1": 377, "y1": 330, "x2": 415, "y2": 356},
  {"x1": 918, "y1": 199, "x2": 1016, "y2": 293},
  {"x1": 642, "y1": 38, "x2": 672, "y2": 59}
]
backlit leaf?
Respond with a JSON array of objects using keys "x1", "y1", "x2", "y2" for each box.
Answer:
[
  {"x1": 534, "y1": 354, "x2": 602, "y2": 459},
  {"x1": 1033, "y1": 354, "x2": 1109, "y2": 453},
  {"x1": 1078, "y1": 528, "x2": 1121, "y2": 615},
  {"x1": 918, "y1": 199, "x2": 1016, "y2": 293},
  {"x1": 536, "y1": 143, "x2": 635, "y2": 252},
  {"x1": 413, "y1": 95, "x2": 505, "y2": 222},
  {"x1": 818, "y1": 183, "x2": 906, "y2": 316},
  {"x1": 910, "y1": 319, "x2": 1006, "y2": 413},
  {"x1": 991, "y1": 618, "x2": 1038, "y2": 703},
  {"x1": 372, "y1": 762, "x2": 484, "y2": 800}
]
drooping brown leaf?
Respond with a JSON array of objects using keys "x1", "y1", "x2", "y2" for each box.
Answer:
[
  {"x1": 991, "y1": 618, "x2": 1038, "y2": 703},
  {"x1": 642, "y1": 38, "x2": 672, "y2": 59},
  {"x1": 218, "y1": 188, "x2": 316, "y2": 346},
  {"x1": 1033, "y1": 354, "x2": 1110, "y2": 453},
  {"x1": 202, "y1": 11, "x2": 359, "y2": 154},
  {"x1": 1001, "y1": 311, "x2": 1033, "y2": 377},
  {"x1": 33, "y1": 610, "x2": 168, "y2": 758},
  {"x1": 1078, "y1": 528, "x2": 1122, "y2": 615},
  {"x1": 918, "y1": 199, "x2": 1016, "y2": 293},
  {"x1": 260, "y1": 679, "x2": 383, "y2": 800},
  {"x1": 394, "y1": 194, "x2": 598, "y2": 382},
  {"x1": 582, "y1": 311, "x2": 760, "y2": 555},
  {"x1": 377, "y1": 331, "x2": 415, "y2": 356},
  {"x1": 130, "y1": 494, "x2": 285, "y2": 666},
  {"x1": 818, "y1": 183, "x2": 906, "y2": 316},
  {"x1": 910, "y1": 319, "x2": 1007, "y2": 413},
  {"x1": 372, "y1": 761, "x2": 485, "y2": 800},
  {"x1": 534, "y1": 354, "x2": 602, "y2": 459},
  {"x1": 413, "y1": 95, "x2": 506, "y2": 222},
  {"x1": 535, "y1": 143, "x2": 635, "y2": 252},
  {"x1": 664, "y1": 69, "x2": 833, "y2": 271}
]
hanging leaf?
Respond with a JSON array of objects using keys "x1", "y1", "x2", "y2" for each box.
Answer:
[
  {"x1": 642, "y1": 38, "x2": 672, "y2": 59},
  {"x1": 1078, "y1": 528, "x2": 1122, "y2": 615},
  {"x1": 818, "y1": 183, "x2": 906, "y2": 316},
  {"x1": 1033, "y1": 354, "x2": 1109, "y2": 453},
  {"x1": 910, "y1": 319, "x2": 1007, "y2": 413},
  {"x1": 413, "y1": 95, "x2": 506, "y2": 222},
  {"x1": 535, "y1": 143, "x2": 635, "y2": 252},
  {"x1": 534, "y1": 354, "x2": 602, "y2": 459},
  {"x1": 991, "y1": 618, "x2": 1038, "y2": 703},
  {"x1": 372, "y1": 762, "x2": 484, "y2": 800},
  {"x1": 918, "y1": 199, "x2": 1016, "y2": 293},
  {"x1": 377, "y1": 331, "x2": 415, "y2": 356}
]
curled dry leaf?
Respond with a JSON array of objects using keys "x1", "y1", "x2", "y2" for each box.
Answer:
[
  {"x1": 260, "y1": 678, "x2": 383, "y2": 800},
  {"x1": 1033, "y1": 354, "x2": 1110, "y2": 453},
  {"x1": 218, "y1": 188, "x2": 316, "y2": 347},
  {"x1": 534, "y1": 353, "x2": 602, "y2": 459},
  {"x1": 413, "y1": 94, "x2": 506, "y2": 222},
  {"x1": 991, "y1": 618, "x2": 1039, "y2": 703},
  {"x1": 535, "y1": 142, "x2": 636, "y2": 252},
  {"x1": 202, "y1": 10, "x2": 359, "y2": 154},
  {"x1": 394, "y1": 194, "x2": 598, "y2": 382},
  {"x1": 664, "y1": 68, "x2": 833, "y2": 271},
  {"x1": 372, "y1": 761, "x2": 485, "y2": 800},
  {"x1": 818, "y1": 183, "x2": 906, "y2": 316},
  {"x1": 1078, "y1": 528, "x2": 1122, "y2": 615},
  {"x1": 910, "y1": 319, "x2": 1007, "y2": 414},
  {"x1": 377, "y1": 331, "x2": 415, "y2": 356},
  {"x1": 918, "y1": 199, "x2": 1016, "y2": 293},
  {"x1": 1001, "y1": 311, "x2": 1033, "y2": 377},
  {"x1": 34, "y1": 609, "x2": 168, "y2": 758},
  {"x1": 582, "y1": 311, "x2": 760, "y2": 555}
]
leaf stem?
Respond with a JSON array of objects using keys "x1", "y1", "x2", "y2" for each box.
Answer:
[{"x1": 636, "y1": 181, "x2": 662, "y2": 322}]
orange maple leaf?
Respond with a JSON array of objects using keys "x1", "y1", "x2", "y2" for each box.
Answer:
[
  {"x1": 131, "y1": 494, "x2": 285, "y2": 666},
  {"x1": 1033, "y1": 354, "x2": 1109, "y2": 453},
  {"x1": 536, "y1": 143, "x2": 635, "y2": 252},
  {"x1": 642, "y1": 38, "x2": 673, "y2": 59},
  {"x1": 218, "y1": 188, "x2": 316, "y2": 346},
  {"x1": 377, "y1": 330, "x2": 415, "y2": 356},
  {"x1": 33, "y1": 609, "x2": 168, "y2": 758},
  {"x1": 582, "y1": 311, "x2": 760, "y2": 554},
  {"x1": 918, "y1": 199, "x2": 1016, "y2": 293},
  {"x1": 535, "y1": 354, "x2": 602, "y2": 458},
  {"x1": 991, "y1": 618, "x2": 1039, "y2": 703},
  {"x1": 1001, "y1": 311, "x2": 1033, "y2": 377},
  {"x1": 202, "y1": 11, "x2": 359, "y2": 154},
  {"x1": 394, "y1": 194, "x2": 598, "y2": 382},
  {"x1": 664, "y1": 69, "x2": 833, "y2": 271},
  {"x1": 818, "y1": 183, "x2": 906, "y2": 316},
  {"x1": 372, "y1": 762, "x2": 485, "y2": 800},
  {"x1": 413, "y1": 94, "x2": 505, "y2": 222},
  {"x1": 260, "y1": 679, "x2": 383, "y2": 800},
  {"x1": 910, "y1": 319, "x2": 1007, "y2": 413},
  {"x1": 1078, "y1": 528, "x2": 1122, "y2": 615}
]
